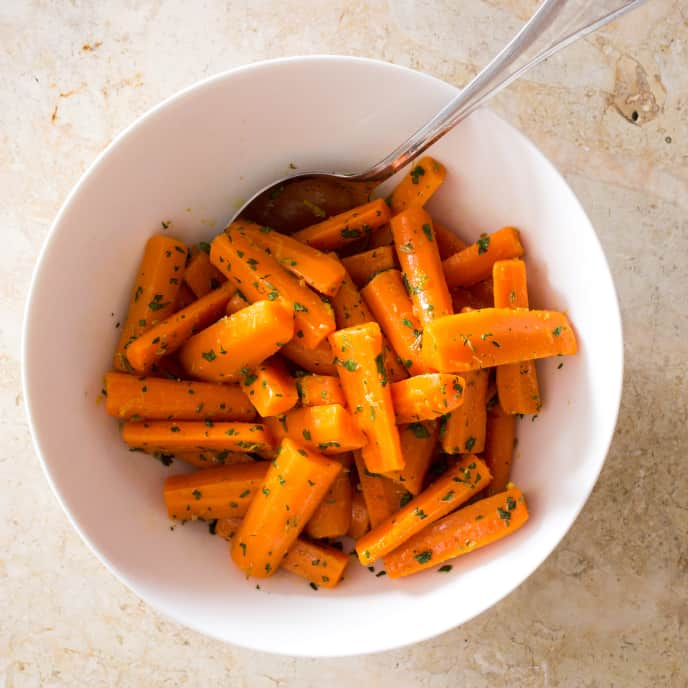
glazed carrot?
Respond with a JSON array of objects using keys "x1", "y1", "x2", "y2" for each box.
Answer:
[
  {"x1": 391, "y1": 207, "x2": 453, "y2": 325},
  {"x1": 211, "y1": 229, "x2": 334, "y2": 350},
  {"x1": 385, "y1": 488, "x2": 528, "y2": 577},
  {"x1": 422, "y1": 308, "x2": 577, "y2": 372},
  {"x1": 226, "y1": 289, "x2": 249, "y2": 315},
  {"x1": 389, "y1": 156, "x2": 446, "y2": 214},
  {"x1": 441, "y1": 370, "x2": 488, "y2": 454},
  {"x1": 296, "y1": 374, "x2": 346, "y2": 407},
  {"x1": 330, "y1": 323, "x2": 404, "y2": 473},
  {"x1": 243, "y1": 357, "x2": 298, "y2": 417},
  {"x1": 114, "y1": 235, "x2": 188, "y2": 371},
  {"x1": 361, "y1": 270, "x2": 425, "y2": 376},
  {"x1": 183, "y1": 248, "x2": 226, "y2": 298},
  {"x1": 280, "y1": 338, "x2": 337, "y2": 376},
  {"x1": 493, "y1": 259, "x2": 541, "y2": 414},
  {"x1": 452, "y1": 280, "x2": 495, "y2": 312},
  {"x1": 385, "y1": 422, "x2": 438, "y2": 495},
  {"x1": 341, "y1": 246, "x2": 397, "y2": 288},
  {"x1": 230, "y1": 438, "x2": 342, "y2": 578},
  {"x1": 163, "y1": 462, "x2": 268, "y2": 520},
  {"x1": 353, "y1": 450, "x2": 401, "y2": 528},
  {"x1": 348, "y1": 490, "x2": 370, "y2": 538},
  {"x1": 124, "y1": 282, "x2": 236, "y2": 372},
  {"x1": 356, "y1": 455, "x2": 490, "y2": 564},
  {"x1": 305, "y1": 454, "x2": 353, "y2": 539},
  {"x1": 433, "y1": 220, "x2": 467, "y2": 259},
  {"x1": 237, "y1": 222, "x2": 346, "y2": 297},
  {"x1": 173, "y1": 282, "x2": 196, "y2": 311},
  {"x1": 103, "y1": 371, "x2": 255, "y2": 421},
  {"x1": 173, "y1": 450, "x2": 256, "y2": 469},
  {"x1": 122, "y1": 420, "x2": 274, "y2": 457},
  {"x1": 484, "y1": 404, "x2": 516, "y2": 495},
  {"x1": 368, "y1": 223, "x2": 394, "y2": 248},
  {"x1": 443, "y1": 227, "x2": 524, "y2": 288},
  {"x1": 391, "y1": 373, "x2": 465, "y2": 424},
  {"x1": 265, "y1": 404, "x2": 367, "y2": 455},
  {"x1": 178, "y1": 299, "x2": 294, "y2": 383},
  {"x1": 292, "y1": 199, "x2": 391, "y2": 251}
]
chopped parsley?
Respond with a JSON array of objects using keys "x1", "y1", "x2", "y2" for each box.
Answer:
[
  {"x1": 409, "y1": 423, "x2": 430, "y2": 439},
  {"x1": 410, "y1": 165, "x2": 425, "y2": 185},
  {"x1": 422, "y1": 223, "x2": 433, "y2": 242},
  {"x1": 199, "y1": 241, "x2": 211, "y2": 254},
  {"x1": 414, "y1": 550, "x2": 432, "y2": 564},
  {"x1": 476, "y1": 235, "x2": 490, "y2": 255},
  {"x1": 202, "y1": 350, "x2": 217, "y2": 362}
]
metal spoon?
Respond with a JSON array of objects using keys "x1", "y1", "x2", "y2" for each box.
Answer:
[{"x1": 238, "y1": 0, "x2": 648, "y2": 233}]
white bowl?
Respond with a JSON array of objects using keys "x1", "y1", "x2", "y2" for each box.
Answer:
[{"x1": 22, "y1": 56, "x2": 623, "y2": 657}]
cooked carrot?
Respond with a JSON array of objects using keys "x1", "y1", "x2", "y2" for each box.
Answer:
[
  {"x1": 122, "y1": 420, "x2": 274, "y2": 456},
  {"x1": 183, "y1": 248, "x2": 226, "y2": 298},
  {"x1": 451, "y1": 280, "x2": 495, "y2": 312},
  {"x1": 389, "y1": 156, "x2": 446, "y2": 214},
  {"x1": 391, "y1": 373, "x2": 465, "y2": 424},
  {"x1": 484, "y1": 404, "x2": 516, "y2": 495},
  {"x1": 163, "y1": 462, "x2": 268, "y2": 520},
  {"x1": 114, "y1": 235, "x2": 188, "y2": 371},
  {"x1": 330, "y1": 323, "x2": 404, "y2": 473},
  {"x1": 353, "y1": 450, "x2": 401, "y2": 528},
  {"x1": 361, "y1": 270, "x2": 425, "y2": 376},
  {"x1": 230, "y1": 438, "x2": 342, "y2": 578},
  {"x1": 391, "y1": 207, "x2": 453, "y2": 325},
  {"x1": 356, "y1": 455, "x2": 490, "y2": 564},
  {"x1": 173, "y1": 450, "x2": 257, "y2": 469},
  {"x1": 211, "y1": 229, "x2": 334, "y2": 350},
  {"x1": 305, "y1": 454, "x2": 353, "y2": 539},
  {"x1": 296, "y1": 374, "x2": 346, "y2": 407},
  {"x1": 348, "y1": 490, "x2": 370, "y2": 538},
  {"x1": 385, "y1": 421, "x2": 438, "y2": 495},
  {"x1": 280, "y1": 338, "x2": 337, "y2": 376},
  {"x1": 173, "y1": 282, "x2": 196, "y2": 310},
  {"x1": 178, "y1": 299, "x2": 294, "y2": 383},
  {"x1": 368, "y1": 223, "x2": 394, "y2": 248},
  {"x1": 103, "y1": 371, "x2": 255, "y2": 421},
  {"x1": 236, "y1": 221, "x2": 346, "y2": 297},
  {"x1": 341, "y1": 246, "x2": 397, "y2": 288},
  {"x1": 441, "y1": 370, "x2": 488, "y2": 454},
  {"x1": 422, "y1": 308, "x2": 577, "y2": 372},
  {"x1": 433, "y1": 220, "x2": 467, "y2": 259},
  {"x1": 265, "y1": 404, "x2": 367, "y2": 455},
  {"x1": 292, "y1": 199, "x2": 391, "y2": 251},
  {"x1": 225, "y1": 289, "x2": 249, "y2": 315},
  {"x1": 443, "y1": 227, "x2": 524, "y2": 288},
  {"x1": 385, "y1": 488, "x2": 528, "y2": 577},
  {"x1": 493, "y1": 259, "x2": 541, "y2": 414},
  {"x1": 243, "y1": 357, "x2": 298, "y2": 417}
]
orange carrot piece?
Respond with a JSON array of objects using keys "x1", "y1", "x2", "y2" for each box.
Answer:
[
  {"x1": 243, "y1": 357, "x2": 298, "y2": 417},
  {"x1": 385, "y1": 421, "x2": 438, "y2": 495},
  {"x1": 178, "y1": 299, "x2": 294, "y2": 383},
  {"x1": 226, "y1": 289, "x2": 249, "y2": 315},
  {"x1": 114, "y1": 235, "x2": 188, "y2": 371},
  {"x1": 103, "y1": 371, "x2": 255, "y2": 421},
  {"x1": 484, "y1": 405, "x2": 516, "y2": 495},
  {"x1": 163, "y1": 462, "x2": 268, "y2": 520},
  {"x1": 330, "y1": 323, "x2": 404, "y2": 473},
  {"x1": 292, "y1": 199, "x2": 391, "y2": 251},
  {"x1": 230, "y1": 438, "x2": 341, "y2": 578},
  {"x1": 391, "y1": 373, "x2": 465, "y2": 424},
  {"x1": 296, "y1": 374, "x2": 346, "y2": 407},
  {"x1": 433, "y1": 220, "x2": 467, "y2": 259},
  {"x1": 356, "y1": 455, "x2": 490, "y2": 564},
  {"x1": 183, "y1": 248, "x2": 226, "y2": 298},
  {"x1": 368, "y1": 223, "x2": 394, "y2": 248},
  {"x1": 305, "y1": 454, "x2": 353, "y2": 539},
  {"x1": 348, "y1": 489, "x2": 370, "y2": 538},
  {"x1": 353, "y1": 450, "x2": 400, "y2": 528},
  {"x1": 389, "y1": 156, "x2": 446, "y2": 214},
  {"x1": 391, "y1": 207, "x2": 453, "y2": 325},
  {"x1": 443, "y1": 227, "x2": 524, "y2": 288},
  {"x1": 385, "y1": 488, "x2": 528, "y2": 577},
  {"x1": 173, "y1": 282, "x2": 196, "y2": 311},
  {"x1": 452, "y1": 280, "x2": 495, "y2": 312},
  {"x1": 341, "y1": 246, "x2": 397, "y2": 288},
  {"x1": 441, "y1": 370, "x2": 488, "y2": 454},
  {"x1": 211, "y1": 229, "x2": 334, "y2": 350},
  {"x1": 173, "y1": 450, "x2": 257, "y2": 469},
  {"x1": 280, "y1": 338, "x2": 337, "y2": 376},
  {"x1": 423, "y1": 308, "x2": 577, "y2": 372}
]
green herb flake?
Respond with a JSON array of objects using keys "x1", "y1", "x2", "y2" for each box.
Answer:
[
  {"x1": 293, "y1": 302, "x2": 308, "y2": 312},
  {"x1": 199, "y1": 242, "x2": 211, "y2": 254},
  {"x1": 414, "y1": 550, "x2": 432, "y2": 564},
  {"x1": 476, "y1": 235, "x2": 490, "y2": 255},
  {"x1": 438, "y1": 564, "x2": 452, "y2": 573},
  {"x1": 191, "y1": 489, "x2": 202, "y2": 500},
  {"x1": 410, "y1": 165, "x2": 425, "y2": 185},
  {"x1": 422, "y1": 223, "x2": 433, "y2": 242},
  {"x1": 202, "y1": 349, "x2": 217, "y2": 362},
  {"x1": 409, "y1": 422, "x2": 430, "y2": 439},
  {"x1": 341, "y1": 227, "x2": 361, "y2": 239},
  {"x1": 553, "y1": 326, "x2": 562, "y2": 336},
  {"x1": 262, "y1": 487, "x2": 271, "y2": 496},
  {"x1": 465, "y1": 436, "x2": 476, "y2": 451},
  {"x1": 414, "y1": 507, "x2": 427, "y2": 520},
  {"x1": 302, "y1": 429, "x2": 312, "y2": 441},
  {"x1": 440, "y1": 490, "x2": 455, "y2": 502}
]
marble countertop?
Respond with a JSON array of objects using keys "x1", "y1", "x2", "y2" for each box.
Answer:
[{"x1": 1, "y1": 1, "x2": 686, "y2": 685}]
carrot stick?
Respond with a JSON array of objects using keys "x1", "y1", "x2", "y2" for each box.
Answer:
[
  {"x1": 280, "y1": 338, "x2": 338, "y2": 376},
  {"x1": 296, "y1": 374, "x2": 346, "y2": 407},
  {"x1": 356, "y1": 455, "x2": 491, "y2": 565},
  {"x1": 493, "y1": 259, "x2": 541, "y2": 414},
  {"x1": 389, "y1": 157, "x2": 446, "y2": 214},
  {"x1": 305, "y1": 454, "x2": 353, "y2": 539},
  {"x1": 125, "y1": 281, "x2": 236, "y2": 372},
  {"x1": 451, "y1": 280, "x2": 495, "y2": 312},
  {"x1": 163, "y1": 462, "x2": 268, "y2": 520},
  {"x1": 484, "y1": 405, "x2": 516, "y2": 495},
  {"x1": 440, "y1": 370, "x2": 488, "y2": 454},
  {"x1": 385, "y1": 488, "x2": 528, "y2": 577},
  {"x1": 391, "y1": 207, "x2": 453, "y2": 325},
  {"x1": 173, "y1": 450, "x2": 257, "y2": 469},
  {"x1": 243, "y1": 357, "x2": 299, "y2": 417},
  {"x1": 433, "y1": 220, "x2": 467, "y2": 260},
  {"x1": 114, "y1": 235, "x2": 188, "y2": 371},
  {"x1": 422, "y1": 308, "x2": 577, "y2": 372},
  {"x1": 341, "y1": 246, "x2": 397, "y2": 288},
  {"x1": 211, "y1": 229, "x2": 334, "y2": 350},
  {"x1": 173, "y1": 282, "x2": 196, "y2": 311},
  {"x1": 353, "y1": 450, "x2": 401, "y2": 528},
  {"x1": 226, "y1": 289, "x2": 249, "y2": 315},
  {"x1": 183, "y1": 248, "x2": 226, "y2": 297},
  {"x1": 292, "y1": 199, "x2": 391, "y2": 251},
  {"x1": 368, "y1": 223, "x2": 394, "y2": 248},
  {"x1": 264, "y1": 404, "x2": 367, "y2": 455},
  {"x1": 361, "y1": 270, "x2": 426, "y2": 376},
  {"x1": 348, "y1": 490, "x2": 370, "y2": 538},
  {"x1": 103, "y1": 371, "x2": 255, "y2": 421},
  {"x1": 330, "y1": 323, "x2": 404, "y2": 473},
  {"x1": 385, "y1": 421, "x2": 438, "y2": 495},
  {"x1": 443, "y1": 227, "x2": 524, "y2": 288},
  {"x1": 391, "y1": 373, "x2": 465, "y2": 424},
  {"x1": 178, "y1": 299, "x2": 294, "y2": 383},
  {"x1": 230, "y1": 438, "x2": 342, "y2": 578}
]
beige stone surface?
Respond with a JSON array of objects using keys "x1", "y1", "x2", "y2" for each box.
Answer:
[{"x1": 1, "y1": 1, "x2": 686, "y2": 685}]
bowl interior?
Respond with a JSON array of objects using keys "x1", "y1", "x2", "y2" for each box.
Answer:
[{"x1": 23, "y1": 56, "x2": 622, "y2": 657}]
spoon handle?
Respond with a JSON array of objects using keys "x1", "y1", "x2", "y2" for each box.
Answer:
[{"x1": 357, "y1": 0, "x2": 648, "y2": 182}]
